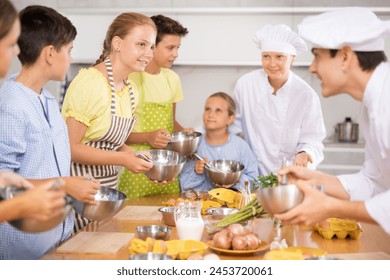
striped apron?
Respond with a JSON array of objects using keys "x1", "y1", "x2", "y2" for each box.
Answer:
[{"x1": 71, "y1": 57, "x2": 136, "y2": 232}]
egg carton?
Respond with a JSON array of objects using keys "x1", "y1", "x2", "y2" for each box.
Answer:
[{"x1": 315, "y1": 218, "x2": 362, "y2": 240}]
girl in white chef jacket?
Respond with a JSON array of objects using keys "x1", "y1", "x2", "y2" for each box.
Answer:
[
  {"x1": 231, "y1": 24, "x2": 326, "y2": 176},
  {"x1": 276, "y1": 7, "x2": 390, "y2": 235}
]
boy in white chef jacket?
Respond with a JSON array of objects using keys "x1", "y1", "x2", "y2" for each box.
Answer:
[
  {"x1": 275, "y1": 7, "x2": 390, "y2": 235},
  {"x1": 231, "y1": 24, "x2": 326, "y2": 176}
]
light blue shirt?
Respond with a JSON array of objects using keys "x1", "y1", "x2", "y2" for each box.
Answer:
[
  {"x1": 0, "y1": 76, "x2": 73, "y2": 260},
  {"x1": 179, "y1": 132, "x2": 259, "y2": 192}
]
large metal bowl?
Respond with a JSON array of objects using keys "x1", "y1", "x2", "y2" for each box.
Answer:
[
  {"x1": 0, "y1": 185, "x2": 73, "y2": 233},
  {"x1": 256, "y1": 184, "x2": 303, "y2": 216},
  {"x1": 73, "y1": 186, "x2": 126, "y2": 221},
  {"x1": 144, "y1": 149, "x2": 186, "y2": 181},
  {"x1": 205, "y1": 159, "x2": 244, "y2": 186},
  {"x1": 166, "y1": 132, "x2": 202, "y2": 156}
]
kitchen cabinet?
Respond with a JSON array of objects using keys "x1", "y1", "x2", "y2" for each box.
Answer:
[{"x1": 317, "y1": 141, "x2": 365, "y2": 175}]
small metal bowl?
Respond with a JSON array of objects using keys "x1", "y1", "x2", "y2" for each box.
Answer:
[
  {"x1": 158, "y1": 206, "x2": 176, "y2": 227},
  {"x1": 256, "y1": 184, "x2": 303, "y2": 215},
  {"x1": 205, "y1": 207, "x2": 239, "y2": 219},
  {"x1": 166, "y1": 132, "x2": 202, "y2": 156},
  {"x1": 143, "y1": 149, "x2": 186, "y2": 182},
  {"x1": 206, "y1": 159, "x2": 244, "y2": 186},
  {"x1": 136, "y1": 225, "x2": 172, "y2": 241},
  {"x1": 73, "y1": 186, "x2": 126, "y2": 221},
  {"x1": 130, "y1": 252, "x2": 172, "y2": 260}
]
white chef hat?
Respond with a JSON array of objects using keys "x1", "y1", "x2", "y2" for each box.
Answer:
[
  {"x1": 298, "y1": 7, "x2": 390, "y2": 51},
  {"x1": 253, "y1": 24, "x2": 307, "y2": 55}
]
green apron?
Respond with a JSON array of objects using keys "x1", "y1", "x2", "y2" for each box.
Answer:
[{"x1": 118, "y1": 73, "x2": 180, "y2": 199}]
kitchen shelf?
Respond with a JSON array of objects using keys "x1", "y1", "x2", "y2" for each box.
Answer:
[
  {"x1": 318, "y1": 164, "x2": 362, "y2": 171},
  {"x1": 71, "y1": 60, "x2": 312, "y2": 67},
  {"x1": 60, "y1": 7, "x2": 390, "y2": 15},
  {"x1": 173, "y1": 60, "x2": 311, "y2": 67},
  {"x1": 319, "y1": 141, "x2": 365, "y2": 175}
]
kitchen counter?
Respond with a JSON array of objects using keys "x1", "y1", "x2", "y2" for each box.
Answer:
[
  {"x1": 41, "y1": 193, "x2": 390, "y2": 260},
  {"x1": 318, "y1": 139, "x2": 365, "y2": 175}
]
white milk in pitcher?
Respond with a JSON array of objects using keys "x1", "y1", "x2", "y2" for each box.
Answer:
[{"x1": 176, "y1": 217, "x2": 205, "y2": 241}]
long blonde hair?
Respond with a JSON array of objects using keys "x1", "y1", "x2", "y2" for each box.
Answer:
[{"x1": 94, "y1": 12, "x2": 156, "y2": 65}]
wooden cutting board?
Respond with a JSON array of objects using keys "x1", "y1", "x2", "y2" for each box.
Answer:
[
  {"x1": 56, "y1": 232, "x2": 134, "y2": 254},
  {"x1": 112, "y1": 206, "x2": 162, "y2": 221},
  {"x1": 328, "y1": 251, "x2": 390, "y2": 260}
]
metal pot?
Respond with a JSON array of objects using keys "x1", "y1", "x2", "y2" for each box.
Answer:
[{"x1": 335, "y1": 117, "x2": 359, "y2": 142}]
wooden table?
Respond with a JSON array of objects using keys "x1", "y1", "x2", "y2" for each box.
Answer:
[{"x1": 42, "y1": 193, "x2": 390, "y2": 260}]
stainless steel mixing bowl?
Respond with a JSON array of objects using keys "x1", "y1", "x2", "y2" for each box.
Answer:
[
  {"x1": 130, "y1": 252, "x2": 172, "y2": 260},
  {"x1": 166, "y1": 132, "x2": 202, "y2": 156},
  {"x1": 205, "y1": 159, "x2": 244, "y2": 186},
  {"x1": 73, "y1": 186, "x2": 126, "y2": 221},
  {"x1": 143, "y1": 149, "x2": 186, "y2": 181},
  {"x1": 136, "y1": 225, "x2": 172, "y2": 241},
  {"x1": 0, "y1": 184, "x2": 73, "y2": 233},
  {"x1": 159, "y1": 206, "x2": 176, "y2": 226},
  {"x1": 256, "y1": 184, "x2": 303, "y2": 215}
]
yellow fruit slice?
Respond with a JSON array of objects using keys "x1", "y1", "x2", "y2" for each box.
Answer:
[{"x1": 208, "y1": 188, "x2": 237, "y2": 204}]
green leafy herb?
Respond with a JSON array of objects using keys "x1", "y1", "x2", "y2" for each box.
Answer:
[{"x1": 251, "y1": 173, "x2": 278, "y2": 189}]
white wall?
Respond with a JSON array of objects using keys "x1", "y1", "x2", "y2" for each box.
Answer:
[{"x1": 4, "y1": 0, "x2": 390, "y2": 141}]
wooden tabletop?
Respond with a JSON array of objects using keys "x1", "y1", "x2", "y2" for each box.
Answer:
[{"x1": 41, "y1": 193, "x2": 390, "y2": 260}]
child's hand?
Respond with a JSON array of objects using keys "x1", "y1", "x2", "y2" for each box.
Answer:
[
  {"x1": 194, "y1": 157, "x2": 208, "y2": 175},
  {"x1": 147, "y1": 129, "x2": 171, "y2": 148}
]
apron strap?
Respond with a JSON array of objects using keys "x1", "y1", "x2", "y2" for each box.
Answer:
[{"x1": 104, "y1": 56, "x2": 136, "y2": 116}]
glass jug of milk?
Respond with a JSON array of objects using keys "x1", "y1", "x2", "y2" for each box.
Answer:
[{"x1": 174, "y1": 201, "x2": 204, "y2": 241}]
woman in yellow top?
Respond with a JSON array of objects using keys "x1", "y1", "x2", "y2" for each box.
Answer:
[
  {"x1": 62, "y1": 13, "x2": 155, "y2": 230},
  {"x1": 118, "y1": 15, "x2": 193, "y2": 199}
]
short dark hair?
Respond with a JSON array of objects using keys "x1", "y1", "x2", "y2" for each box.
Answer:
[
  {"x1": 18, "y1": 5, "x2": 77, "y2": 66},
  {"x1": 329, "y1": 49, "x2": 387, "y2": 71},
  {"x1": 0, "y1": 0, "x2": 18, "y2": 40},
  {"x1": 151, "y1": 15, "x2": 188, "y2": 45}
]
